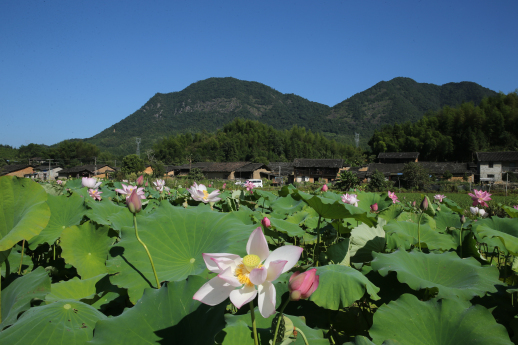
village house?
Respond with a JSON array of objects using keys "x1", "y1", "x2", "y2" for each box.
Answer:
[
  {"x1": 58, "y1": 164, "x2": 116, "y2": 178},
  {"x1": 0, "y1": 164, "x2": 35, "y2": 178},
  {"x1": 377, "y1": 152, "x2": 419, "y2": 164},
  {"x1": 234, "y1": 163, "x2": 270, "y2": 180},
  {"x1": 33, "y1": 165, "x2": 63, "y2": 181},
  {"x1": 293, "y1": 159, "x2": 344, "y2": 183},
  {"x1": 475, "y1": 151, "x2": 518, "y2": 182},
  {"x1": 262, "y1": 162, "x2": 295, "y2": 184},
  {"x1": 419, "y1": 162, "x2": 475, "y2": 182}
]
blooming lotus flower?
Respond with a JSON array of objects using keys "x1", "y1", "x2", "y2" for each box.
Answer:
[
  {"x1": 88, "y1": 189, "x2": 102, "y2": 201},
  {"x1": 188, "y1": 182, "x2": 221, "y2": 203},
  {"x1": 514, "y1": 205, "x2": 518, "y2": 210},
  {"x1": 56, "y1": 180, "x2": 63, "y2": 185},
  {"x1": 223, "y1": 183, "x2": 227, "y2": 189},
  {"x1": 153, "y1": 179, "x2": 166, "y2": 192},
  {"x1": 193, "y1": 227, "x2": 303, "y2": 318},
  {"x1": 115, "y1": 184, "x2": 145, "y2": 200},
  {"x1": 82, "y1": 177, "x2": 101, "y2": 189},
  {"x1": 468, "y1": 189, "x2": 491, "y2": 207},
  {"x1": 261, "y1": 217, "x2": 271, "y2": 228},
  {"x1": 288, "y1": 268, "x2": 319, "y2": 301},
  {"x1": 370, "y1": 203, "x2": 378, "y2": 212},
  {"x1": 388, "y1": 191, "x2": 399, "y2": 203},
  {"x1": 434, "y1": 194, "x2": 446, "y2": 202},
  {"x1": 341, "y1": 193, "x2": 359, "y2": 207},
  {"x1": 321, "y1": 184, "x2": 328, "y2": 192},
  {"x1": 244, "y1": 181, "x2": 254, "y2": 193}
]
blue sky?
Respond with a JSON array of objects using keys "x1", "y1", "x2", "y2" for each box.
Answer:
[{"x1": 1, "y1": 0, "x2": 517, "y2": 148}]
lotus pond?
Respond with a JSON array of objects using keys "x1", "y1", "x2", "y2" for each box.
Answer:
[{"x1": 1, "y1": 175, "x2": 517, "y2": 344}]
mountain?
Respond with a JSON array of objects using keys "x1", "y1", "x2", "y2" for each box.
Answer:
[{"x1": 82, "y1": 77, "x2": 497, "y2": 156}]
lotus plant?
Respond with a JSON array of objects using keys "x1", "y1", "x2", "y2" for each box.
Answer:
[
  {"x1": 388, "y1": 191, "x2": 399, "y2": 203},
  {"x1": 341, "y1": 193, "x2": 359, "y2": 207},
  {"x1": 434, "y1": 194, "x2": 446, "y2": 202},
  {"x1": 82, "y1": 177, "x2": 101, "y2": 189},
  {"x1": 470, "y1": 207, "x2": 487, "y2": 218},
  {"x1": 244, "y1": 180, "x2": 254, "y2": 194},
  {"x1": 188, "y1": 182, "x2": 221, "y2": 203},
  {"x1": 88, "y1": 189, "x2": 102, "y2": 201},
  {"x1": 115, "y1": 183, "x2": 145, "y2": 200},
  {"x1": 468, "y1": 189, "x2": 491, "y2": 207}
]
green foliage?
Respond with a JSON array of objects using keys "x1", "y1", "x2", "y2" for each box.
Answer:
[
  {"x1": 402, "y1": 162, "x2": 429, "y2": 190},
  {"x1": 121, "y1": 154, "x2": 145, "y2": 174},
  {"x1": 150, "y1": 160, "x2": 165, "y2": 178},
  {"x1": 187, "y1": 167, "x2": 205, "y2": 180},
  {"x1": 442, "y1": 170, "x2": 453, "y2": 179},
  {"x1": 367, "y1": 169, "x2": 389, "y2": 192},
  {"x1": 335, "y1": 170, "x2": 360, "y2": 191}
]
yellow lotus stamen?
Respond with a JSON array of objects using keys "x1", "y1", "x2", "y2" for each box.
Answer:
[
  {"x1": 235, "y1": 263, "x2": 254, "y2": 287},
  {"x1": 202, "y1": 190, "x2": 210, "y2": 200}
]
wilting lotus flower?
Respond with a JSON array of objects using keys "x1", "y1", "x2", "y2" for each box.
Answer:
[
  {"x1": 261, "y1": 217, "x2": 271, "y2": 228},
  {"x1": 288, "y1": 268, "x2": 319, "y2": 301},
  {"x1": 88, "y1": 189, "x2": 102, "y2": 201},
  {"x1": 370, "y1": 203, "x2": 378, "y2": 212},
  {"x1": 127, "y1": 189, "x2": 142, "y2": 214},
  {"x1": 193, "y1": 227, "x2": 303, "y2": 318},
  {"x1": 468, "y1": 189, "x2": 491, "y2": 207},
  {"x1": 388, "y1": 191, "x2": 399, "y2": 203},
  {"x1": 136, "y1": 175, "x2": 144, "y2": 186},
  {"x1": 153, "y1": 179, "x2": 166, "y2": 192},
  {"x1": 434, "y1": 194, "x2": 446, "y2": 202},
  {"x1": 188, "y1": 182, "x2": 221, "y2": 203},
  {"x1": 82, "y1": 177, "x2": 101, "y2": 189},
  {"x1": 321, "y1": 184, "x2": 328, "y2": 192},
  {"x1": 341, "y1": 193, "x2": 359, "y2": 207},
  {"x1": 115, "y1": 184, "x2": 146, "y2": 200}
]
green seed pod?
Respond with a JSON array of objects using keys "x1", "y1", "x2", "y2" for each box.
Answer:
[{"x1": 271, "y1": 314, "x2": 294, "y2": 344}]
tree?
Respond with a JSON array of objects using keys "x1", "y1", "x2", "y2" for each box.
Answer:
[
  {"x1": 121, "y1": 154, "x2": 145, "y2": 175},
  {"x1": 188, "y1": 168, "x2": 205, "y2": 180},
  {"x1": 151, "y1": 160, "x2": 165, "y2": 178},
  {"x1": 335, "y1": 170, "x2": 360, "y2": 191},
  {"x1": 402, "y1": 162, "x2": 429, "y2": 190},
  {"x1": 367, "y1": 170, "x2": 389, "y2": 192}
]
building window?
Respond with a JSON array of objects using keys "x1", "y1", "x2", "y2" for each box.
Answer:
[
  {"x1": 488, "y1": 162, "x2": 493, "y2": 168},
  {"x1": 488, "y1": 174, "x2": 495, "y2": 178}
]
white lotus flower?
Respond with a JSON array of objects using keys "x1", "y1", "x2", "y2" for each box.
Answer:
[
  {"x1": 341, "y1": 193, "x2": 359, "y2": 207},
  {"x1": 470, "y1": 207, "x2": 479, "y2": 215},
  {"x1": 188, "y1": 182, "x2": 221, "y2": 203},
  {"x1": 82, "y1": 177, "x2": 101, "y2": 189},
  {"x1": 193, "y1": 227, "x2": 303, "y2": 318}
]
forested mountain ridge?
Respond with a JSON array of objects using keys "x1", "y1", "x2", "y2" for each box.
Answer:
[{"x1": 82, "y1": 77, "x2": 497, "y2": 155}]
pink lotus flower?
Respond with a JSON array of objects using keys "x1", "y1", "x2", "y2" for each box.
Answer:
[
  {"x1": 193, "y1": 227, "x2": 303, "y2": 318},
  {"x1": 56, "y1": 180, "x2": 63, "y2": 185},
  {"x1": 434, "y1": 194, "x2": 446, "y2": 202},
  {"x1": 82, "y1": 177, "x2": 101, "y2": 189},
  {"x1": 223, "y1": 183, "x2": 227, "y2": 189},
  {"x1": 321, "y1": 184, "x2": 328, "y2": 192},
  {"x1": 370, "y1": 203, "x2": 378, "y2": 212},
  {"x1": 288, "y1": 268, "x2": 319, "y2": 301},
  {"x1": 514, "y1": 205, "x2": 518, "y2": 210},
  {"x1": 468, "y1": 189, "x2": 491, "y2": 207},
  {"x1": 261, "y1": 217, "x2": 271, "y2": 228},
  {"x1": 341, "y1": 193, "x2": 359, "y2": 207},
  {"x1": 88, "y1": 189, "x2": 102, "y2": 201},
  {"x1": 244, "y1": 181, "x2": 254, "y2": 194},
  {"x1": 209, "y1": 183, "x2": 212, "y2": 187},
  {"x1": 188, "y1": 182, "x2": 221, "y2": 203},
  {"x1": 127, "y1": 189, "x2": 142, "y2": 214},
  {"x1": 136, "y1": 175, "x2": 144, "y2": 186},
  {"x1": 388, "y1": 191, "x2": 399, "y2": 204},
  {"x1": 153, "y1": 179, "x2": 166, "y2": 192},
  {"x1": 115, "y1": 184, "x2": 145, "y2": 200}
]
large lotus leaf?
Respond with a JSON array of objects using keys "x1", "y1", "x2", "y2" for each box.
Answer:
[
  {"x1": 253, "y1": 189, "x2": 278, "y2": 202},
  {"x1": 45, "y1": 274, "x2": 107, "y2": 304},
  {"x1": 350, "y1": 219, "x2": 386, "y2": 263},
  {"x1": 107, "y1": 201, "x2": 257, "y2": 303},
  {"x1": 326, "y1": 238, "x2": 351, "y2": 265},
  {"x1": 0, "y1": 176, "x2": 50, "y2": 251},
  {"x1": 369, "y1": 294, "x2": 512, "y2": 345},
  {"x1": 215, "y1": 320, "x2": 254, "y2": 344},
  {"x1": 309, "y1": 265, "x2": 380, "y2": 310},
  {"x1": 397, "y1": 211, "x2": 436, "y2": 229},
  {"x1": 269, "y1": 217, "x2": 306, "y2": 237},
  {"x1": 0, "y1": 266, "x2": 51, "y2": 330},
  {"x1": 355, "y1": 191, "x2": 394, "y2": 213},
  {"x1": 270, "y1": 194, "x2": 306, "y2": 215},
  {"x1": 344, "y1": 336, "x2": 403, "y2": 345},
  {"x1": 0, "y1": 299, "x2": 107, "y2": 344},
  {"x1": 85, "y1": 198, "x2": 126, "y2": 226},
  {"x1": 60, "y1": 221, "x2": 112, "y2": 279},
  {"x1": 88, "y1": 275, "x2": 226, "y2": 345},
  {"x1": 29, "y1": 193, "x2": 87, "y2": 249},
  {"x1": 472, "y1": 217, "x2": 518, "y2": 255},
  {"x1": 503, "y1": 205, "x2": 518, "y2": 218},
  {"x1": 384, "y1": 219, "x2": 456, "y2": 251},
  {"x1": 378, "y1": 205, "x2": 404, "y2": 222},
  {"x1": 371, "y1": 250, "x2": 501, "y2": 300},
  {"x1": 41, "y1": 183, "x2": 65, "y2": 196},
  {"x1": 65, "y1": 178, "x2": 84, "y2": 189},
  {"x1": 434, "y1": 210, "x2": 462, "y2": 232},
  {"x1": 442, "y1": 198, "x2": 464, "y2": 214},
  {"x1": 106, "y1": 207, "x2": 134, "y2": 232},
  {"x1": 1, "y1": 244, "x2": 33, "y2": 277}
]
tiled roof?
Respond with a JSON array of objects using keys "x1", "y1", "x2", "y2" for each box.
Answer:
[
  {"x1": 0, "y1": 164, "x2": 32, "y2": 175},
  {"x1": 202, "y1": 162, "x2": 250, "y2": 172},
  {"x1": 476, "y1": 151, "x2": 518, "y2": 162},
  {"x1": 60, "y1": 165, "x2": 114, "y2": 174},
  {"x1": 367, "y1": 163, "x2": 406, "y2": 175},
  {"x1": 177, "y1": 162, "x2": 215, "y2": 170},
  {"x1": 419, "y1": 162, "x2": 473, "y2": 174},
  {"x1": 235, "y1": 163, "x2": 268, "y2": 172},
  {"x1": 378, "y1": 152, "x2": 419, "y2": 159},
  {"x1": 293, "y1": 159, "x2": 344, "y2": 168}
]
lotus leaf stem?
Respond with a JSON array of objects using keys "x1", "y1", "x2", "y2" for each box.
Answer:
[
  {"x1": 272, "y1": 297, "x2": 291, "y2": 344},
  {"x1": 249, "y1": 300, "x2": 259, "y2": 345},
  {"x1": 133, "y1": 214, "x2": 161, "y2": 289},
  {"x1": 458, "y1": 223, "x2": 464, "y2": 257},
  {"x1": 0, "y1": 262, "x2": 2, "y2": 323},
  {"x1": 417, "y1": 212, "x2": 424, "y2": 252},
  {"x1": 18, "y1": 240, "x2": 25, "y2": 275},
  {"x1": 314, "y1": 216, "x2": 322, "y2": 266},
  {"x1": 297, "y1": 328, "x2": 310, "y2": 345}
]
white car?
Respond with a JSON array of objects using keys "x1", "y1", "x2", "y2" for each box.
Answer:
[{"x1": 245, "y1": 179, "x2": 263, "y2": 188}]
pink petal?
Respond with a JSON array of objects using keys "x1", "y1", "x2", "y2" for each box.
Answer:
[
  {"x1": 249, "y1": 267, "x2": 267, "y2": 285},
  {"x1": 264, "y1": 246, "x2": 302, "y2": 273},
  {"x1": 246, "y1": 227, "x2": 270, "y2": 261},
  {"x1": 302, "y1": 275, "x2": 319, "y2": 299},
  {"x1": 266, "y1": 260, "x2": 287, "y2": 282},
  {"x1": 192, "y1": 276, "x2": 235, "y2": 306},
  {"x1": 229, "y1": 285, "x2": 257, "y2": 309},
  {"x1": 257, "y1": 281, "x2": 276, "y2": 318},
  {"x1": 203, "y1": 253, "x2": 241, "y2": 273}
]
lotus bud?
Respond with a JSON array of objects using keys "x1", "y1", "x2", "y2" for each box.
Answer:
[
  {"x1": 127, "y1": 189, "x2": 142, "y2": 214},
  {"x1": 460, "y1": 215, "x2": 466, "y2": 224},
  {"x1": 261, "y1": 217, "x2": 271, "y2": 228},
  {"x1": 370, "y1": 203, "x2": 378, "y2": 212},
  {"x1": 145, "y1": 181, "x2": 149, "y2": 187},
  {"x1": 321, "y1": 184, "x2": 328, "y2": 192},
  {"x1": 412, "y1": 201, "x2": 416, "y2": 207},
  {"x1": 420, "y1": 196, "x2": 428, "y2": 211},
  {"x1": 288, "y1": 268, "x2": 319, "y2": 301},
  {"x1": 136, "y1": 175, "x2": 144, "y2": 186}
]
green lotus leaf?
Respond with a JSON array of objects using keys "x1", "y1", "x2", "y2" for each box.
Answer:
[
  {"x1": 397, "y1": 211, "x2": 436, "y2": 229},
  {"x1": 378, "y1": 205, "x2": 404, "y2": 222},
  {"x1": 326, "y1": 238, "x2": 351, "y2": 265},
  {"x1": 60, "y1": 221, "x2": 112, "y2": 279},
  {"x1": 215, "y1": 320, "x2": 254, "y2": 344},
  {"x1": 107, "y1": 201, "x2": 257, "y2": 303},
  {"x1": 371, "y1": 250, "x2": 501, "y2": 300},
  {"x1": 349, "y1": 219, "x2": 386, "y2": 263},
  {"x1": 434, "y1": 210, "x2": 462, "y2": 232},
  {"x1": 384, "y1": 219, "x2": 456, "y2": 251},
  {"x1": 85, "y1": 198, "x2": 126, "y2": 226},
  {"x1": 65, "y1": 178, "x2": 84, "y2": 189},
  {"x1": 369, "y1": 294, "x2": 512, "y2": 345},
  {"x1": 41, "y1": 183, "x2": 65, "y2": 196},
  {"x1": 286, "y1": 210, "x2": 311, "y2": 226},
  {"x1": 29, "y1": 193, "x2": 87, "y2": 249},
  {"x1": 0, "y1": 176, "x2": 50, "y2": 251},
  {"x1": 253, "y1": 189, "x2": 278, "y2": 202},
  {"x1": 0, "y1": 299, "x2": 107, "y2": 344},
  {"x1": 0, "y1": 267, "x2": 51, "y2": 330},
  {"x1": 270, "y1": 194, "x2": 306, "y2": 215},
  {"x1": 45, "y1": 274, "x2": 107, "y2": 304},
  {"x1": 442, "y1": 198, "x2": 464, "y2": 214},
  {"x1": 230, "y1": 207, "x2": 255, "y2": 225},
  {"x1": 1, "y1": 244, "x2": 33, "y2": 277},
  {"x1": 503, "y1": 205, "x2": 518, "y2": 218},
  {"x1": 355, "y1": 191, "x2": 394, "y2": 213},
  {"x1": 309, "y1": 265, "x2": 380, "y2": 310},
  {"x1": 88, "y1": 275, "x2": 226, "y2": 345},
  {"x1": 269, "y1": 217, "x2": 306, "y2": 237},
  {"x1": 343, "y1": 336, "x2": 377, "y2": 345},
  {"x1": 472, "y1": 217, "x2": 518, "y2": 255}
]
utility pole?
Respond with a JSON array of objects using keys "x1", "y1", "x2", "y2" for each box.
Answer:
[
  {"x1": 94, "y1": 157, "x2": 97, "y2": 176},
  {"x1": 47, "y1": 159, "x2": 53, "y2": 181},
  {"x1": 136, "y1": 138, "x2": 141, "y2": 158}
]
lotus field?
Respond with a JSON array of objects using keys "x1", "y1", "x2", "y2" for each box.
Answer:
[{"x1": 2, "y1": 175, "x2": 518, "y2": 345}]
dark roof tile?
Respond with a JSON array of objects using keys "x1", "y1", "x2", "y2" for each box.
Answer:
[
  {"x1": 293, "y1": 159, "x2": 343, "y2": 168},
  {"x1": 476, "y1": 151, "x2": 518, "y2": 162}
]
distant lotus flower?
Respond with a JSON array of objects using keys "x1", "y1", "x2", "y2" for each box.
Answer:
[
  {"x1": 341, "y1": 193, "x2": 359, "y2": 207},
  {"x1": 223, "y1": 183, "x2": 227, "y2": 189},
  {"x1": 56, "y1": 180, "x2": 63, "y2": 185},
  {"x1": 188, "y1": 182, "x2": 221, "y2": 203},
  {"x1": 244, "y1": 181, "x2": 254, "y2": 193},
  {"x1": 434, "y1": 194, "x2": 446, "y2": 202},
  {"x1": 127, "y1": 189, "x2": 142, "y2": 214},
  {"x1": 88, "y1": 189, "x2": 102, "y2": 201},
  {"x1": 261, "y1": 217, "x2": 271, "y2": 228},
  {"x1": 412, "y1": 201, "x2": 416, "y2": 207},
  {"x1": 388, "y1": 191, "x2": 399, "y2": 203},
  {"x1": 136, "y1": 175, "x2": 144, "y2": 186},
  {"x1": 82, "y1": 177, "x2": 101, "y2": 189},
  {"x1": 288, "y1": 268, "x2": 319, "y2": 301},
  {"x1": 153, "y1": 179, "x2": 166, "y2": 192},
  {"x1": 370, "y1": 203, "x2": 378, "y2": 212},
  {"x1": 468, "y1": 189, "x2": 491, "y2": 207},
  {"x1": 478, "y1": 208, "x2": 488, "y2": 218},
  {"x1": 470, "y1": 206, "x2": 479, "y2": 215},
  {"x1": 321, "y1": 184, "x2": 328, "y2": 192},
  {"x1": 513, "y1": 205, "x2": 518, "y2": 210},
  {"x1": 209, "y1": 183, "x2": 212, "y2": 187},
  {"x1": 115, "y1": 183, "x2": 145, "y2": 200}
]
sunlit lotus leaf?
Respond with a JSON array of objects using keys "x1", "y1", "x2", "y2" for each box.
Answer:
[
  {"x1": 88, "y1": 275, "x2": 226, "y2": 345},
  {"x1": 45, "y1": 274, "x2": 107, "y2": 304},
  {"x1": 383, "y1": 220, "x2": 456, "y2": 251},
  {"x1": 65, "y1": 178, "x2": 84, "y2": 189},
  {"x1": 0, "y1": 176, "x2": 50, "y2": 251},
  {"x1": 214, "y1": 320, "x2": 254, "y2": 345},
  {"x1": 355, "y1": 191, "x2": 394, "y2": 213},
  {"x1": 0, "y1": 267, "x2": 51, "y2": 330},
  {"x1": 371, "y1": 250, "x2": 501, "y2": 300},
  {"x1": 230, "y1": 207, "x2": 255, "y2": 225},
  {"x1": 270, "y1": 194, "x2": 306, "y2": 214},
  {"x1": 107, "y1": 201, "x2": 256, "y2": 303},
  {"x1": 29, "y1": 193, "x2": 87, "y2": 249},
  {"x1": 0, "y1": 300, "x2": 107, "y2": 345},
  {"x1": 253, "y1": 189, "x2": 278, "y2": 201},
  {"x1": 472, "y1": 217, "x2": 518, "y2": 255},
  {"x1": 397, "y1": 211, "x2": 436, "y2": 229},
  {"x1": 309, "y1": 265, "x2": 380, "y2": 310},
  {"x1": 326, "y1": 238, "x2": 351, "y2": 265},
  {"x1": 106, "y1": 208, "x2": 134, "y2": 232},
  {"x1": 349, "y1": 219, "x2": 386, "y2": 263},
  {"x1": 1, "y1": 244, "x2": 33, "y2": 277},
  {"x1": 286, "y1": 210, "x2": 311, "y2": 226},
  {"x1": 378, "y1": 205, "x2": 404, "y2": 222},
  {"x1": 434, "y1": 210, "x2": 462, "y2": 232},
  {"x1": 41, "y1": 183, "x2": 65, "y2": 196},
  {"x1": 85, "y1": 198, "x2": 126, "y2": 226},
  {"x1": 60, "y1": 221, "x2": 112, "y2": 279},
  {"x1": 442, "y1": 198, "x2": 464, "y2": 214},
  {"x1": 369, "y1": 294, "x2": 512, "y2": 345},
  {"x1": 269, "y1": 217, "x2": 306, "y2": 237}
]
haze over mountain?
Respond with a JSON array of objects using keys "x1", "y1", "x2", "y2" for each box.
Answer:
[{"x1": 82, "y1": 77, "x2": 497, "y2": 156}]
